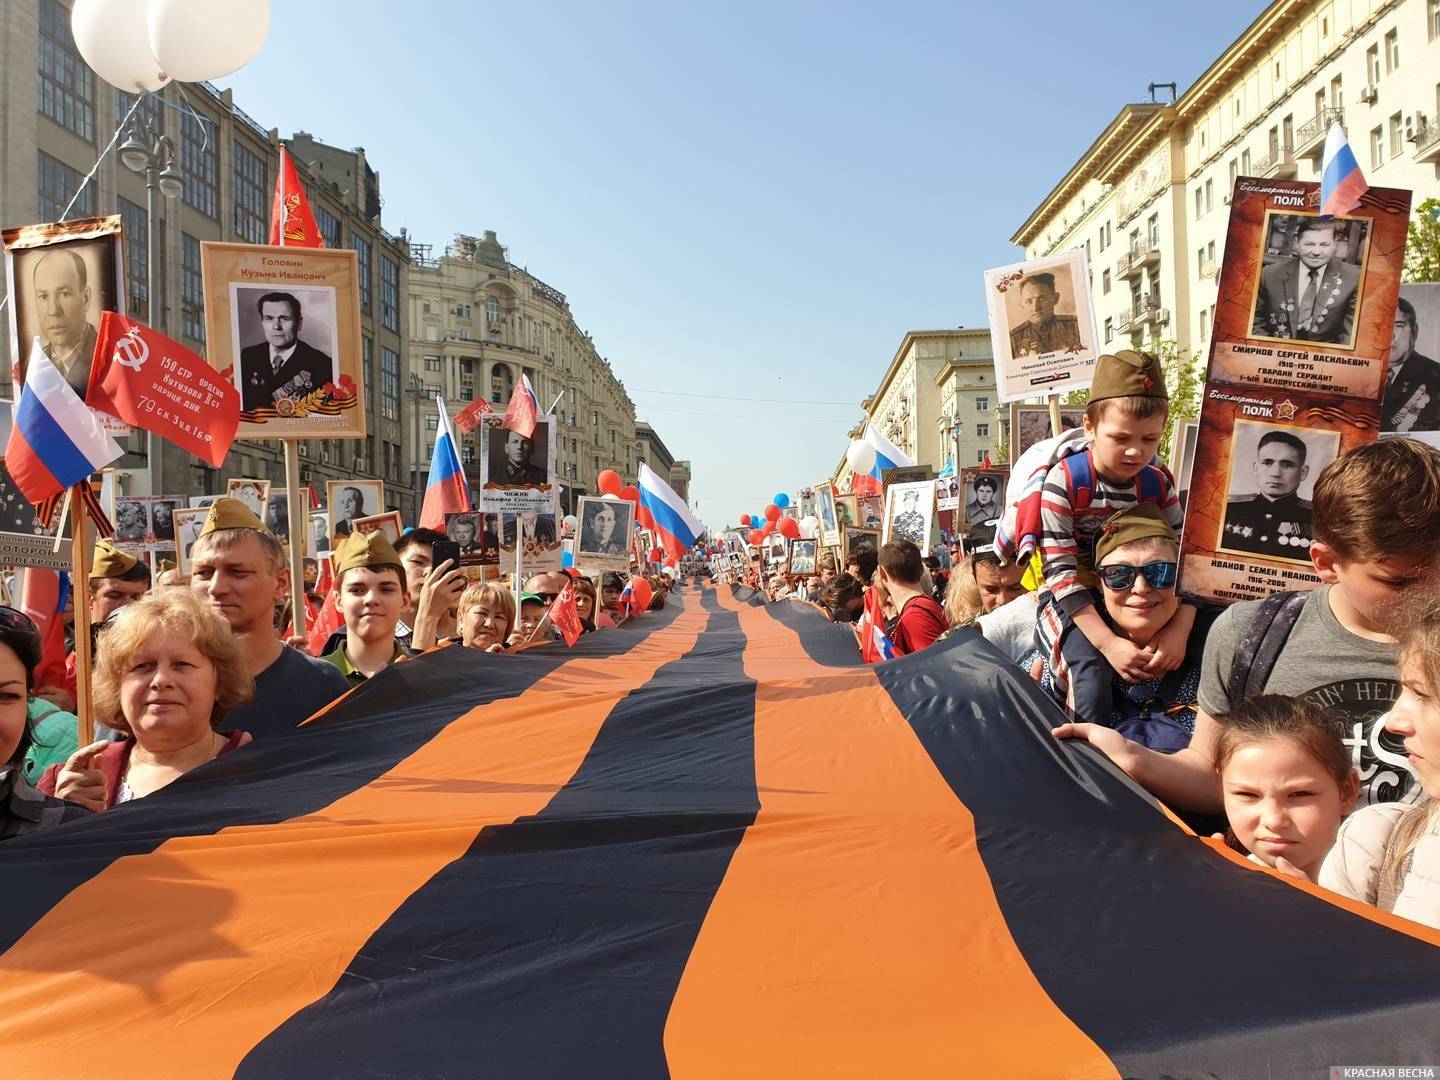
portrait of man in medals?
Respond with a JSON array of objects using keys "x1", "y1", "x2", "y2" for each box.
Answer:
[{"x1": 1219, "y1": 422, "x2": 1340, "y2": 564}]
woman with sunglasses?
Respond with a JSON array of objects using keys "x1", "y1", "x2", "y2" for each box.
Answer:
[
  {"x1": 0, "y1": 606, "x2": 91, "y2": 839},
  {"x1": 1040, "y1": 505, "x2": 1220, "y2": 751}
]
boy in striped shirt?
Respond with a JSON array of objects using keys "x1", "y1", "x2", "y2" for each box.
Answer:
[{"x1": 1035, "y1": 350, "x2": 1190, "y2": 720}]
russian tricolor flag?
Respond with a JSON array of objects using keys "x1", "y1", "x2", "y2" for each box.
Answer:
[
  {"x1": 5, "y1": 339, "x2": 123, "y2": 504},
  {"x1": 419, "y1": 394, "x2": 471, "y2": 530},
  {"x1": 850, "y1": 422, "x2": 915, "y2": 497},
  {"x1": 1320, "y1": 121, "x2": 1368, "y2": 218},
  {"x1": 502, "y1": 373, "x2": 540, "y2": 441},
  {"x1": 637, "y1": 462, "x2": 703, "y2": 565}
]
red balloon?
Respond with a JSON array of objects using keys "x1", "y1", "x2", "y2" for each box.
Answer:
[
  {"x1": 597, "y1": 470, "x2": 623, "y2": 496},
  {"x1": 627, "y1": 576, "x2": 653, "y2": 611},
  {"x1": 761, "y1": 520, "x2": 776, "y2": 536},
  {"x1": 748, "y1": 529, "x2": 765, "y2": 545},
  {"x1": 620, "y1": 485, "x2": 640, "y2": 503},
  {"x1": 778, "y1": 516, "x2": 800, "y2": 539},
  {"x1": 739, "y1": 514, "x2": 752, "y2": 527},
  {"x1": 764, "y1": 504, "x2": 781, "y2": 522}
]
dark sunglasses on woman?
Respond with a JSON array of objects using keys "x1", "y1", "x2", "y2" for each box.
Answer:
[{"x1": 1097, "y1": 561, "x2": 1178, "y2": 592}]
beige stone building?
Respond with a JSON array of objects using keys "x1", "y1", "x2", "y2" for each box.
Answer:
[
  {"x1": 833, "y1": 328, "x2": 997, "y2": 490},
  {"x1": 407, "y1": 231, "x2": 642, "y2": 514},
  {"x1": 0, "y1": 0, "x2": 417, "y2": 519},
  {"x1": 1012, "y1": 0, "x2": 1440, "y2": 360}
]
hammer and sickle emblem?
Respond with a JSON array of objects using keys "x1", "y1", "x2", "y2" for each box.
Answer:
[{"x1": 113, "y1": 325, "x2": 149, "y2": 372}]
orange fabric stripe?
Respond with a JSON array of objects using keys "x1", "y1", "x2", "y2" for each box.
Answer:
[
  {"x1": 0, "y1": 598, "x2": 707, "y2": 1076},
  {"x1": 666, "y1": 593, "x2": 1119, "y2": 1078}
]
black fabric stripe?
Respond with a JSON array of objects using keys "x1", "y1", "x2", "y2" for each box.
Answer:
[
  {"x1": 0, "y1": 602, "x2": 684, "y2": 956},
  {"x1": 762, "y1": 597, "x2": 867, "y2": 668},
  {"x1": 238, "y1": 587, "x2": 759, "y2": 1079},
  {"x1": 876, "y1": 628, "x2": 1440, "y2": 1078}
]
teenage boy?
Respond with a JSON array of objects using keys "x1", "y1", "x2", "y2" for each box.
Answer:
[
  {"x1": 1056, "y1": 438, "x2": 1440, "y2": 811},
  {"x1": 190, "y1": 498, "x2": 348, "y2": 739},
  {"x1": 874, "y1": 540, "x2": 947, "y2": 656},
  {"x1": 322, "y1": 530, "x2": 413, "y2": 686},
  {"x1": 394, "y1": 528, "x2": 453, "y2": 648}
]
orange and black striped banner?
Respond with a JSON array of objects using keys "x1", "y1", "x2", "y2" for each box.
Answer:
[{"x1": 2, "y1": 585, "x2": 1439, "y2": 1077}]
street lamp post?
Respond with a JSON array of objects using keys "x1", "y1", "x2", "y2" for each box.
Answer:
[{"x1": 118, "y1": 114, "x2": 181, "y2": 497}]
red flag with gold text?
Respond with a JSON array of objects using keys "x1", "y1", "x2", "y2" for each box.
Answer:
[{"x1": 269, "y1": 146, "x2": 324, "y2": 248}]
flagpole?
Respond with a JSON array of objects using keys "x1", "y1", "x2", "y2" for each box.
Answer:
[
  {"x1": 283, "y1": 442, "x2": 309, "y2": 635},
  {"x1": 69, "y1": 482, "x2": 95, "y2": 746}
]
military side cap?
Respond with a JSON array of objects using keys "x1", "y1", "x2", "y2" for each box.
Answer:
[
  {"x1": 199, "y1": 497, "x2": 267, "y2": 536},
  {"x1": 1093, "y1": 504, "x2": 1178, "y2": 567},
  {"x1": 333, "y1": 529, "x2": 402, "y2": 578},
  {"x1": 156, "y1": 558, "x2": 177, "y2": 574},
  {"x1": 1089, "y1": 349, "x2": 1167, "y2": 403},
  {"x1": 91, "y1": 539, "x2": 139, "y2": 579}
]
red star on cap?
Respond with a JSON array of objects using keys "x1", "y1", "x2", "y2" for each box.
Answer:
[{"x1": 1142, "y1": 376, "x2": 1154, "y2": 389}]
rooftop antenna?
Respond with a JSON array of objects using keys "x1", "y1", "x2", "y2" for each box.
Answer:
[{"x1": 1148, "y1": 82, "x2": 1177, "y2": 104}]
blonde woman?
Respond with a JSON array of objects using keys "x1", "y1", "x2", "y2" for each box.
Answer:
[
  {"x1": 941, "y1": 560, "x2": 983, "y2": 632},
  {"x1": 42, "y1": 590, "x2": 254, "y2": 812},
  {"x1": 1319, "y1": 595, "x2": 1440, "y2": 928},
  {"x1": 458, "y1": 581, "x2": 515, "y2": 653}
]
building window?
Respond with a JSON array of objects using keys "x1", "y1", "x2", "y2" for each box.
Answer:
[
  {"x1": 1431, "y1": 0, "x2": 1440, "y2": 39},
  {"x1": 1197, "y1": 247, "x2": 1206, "y2": 278},
  {"x1": 117, "y1": 89, "x2": 162, "y2": 137},
  {"x1": 315, "y1": 205, "x2": 341, "y2": 249},
  {"x1": 1389, "y1": 113, "x2": 1403, "y2": 159},
  {"x1": 1104, "y1": 317, "x2": 1113, "y2": 343},
  {"x1": 425, "y1": 414, "x2": 439, "y2": 431},
  {"x1": 486, "y1": 295, "x2": 501, "y2": 323},
  {"x1": 362, "y1": 335, "x2": 373, "y2": 404},
  {"x1": 380, "y1": 346, "x2": 399, "y2": 420},
  {"x1": 976, "y1": 423, "x2": 989, "y2": 439},
  {"x1": 179, "y1": 111, "x2": 217, "y2": 218},
  {"x1": 233, "y1": 142, "x2": 267, "y2": 243},
  {"x1": 38, "y1": 0, "x2": 95, "y2": 141},
  {"x1": 1102, "y1": 269, "x2": 1111, "y2": 294},
  {"x1": 976, "y1": 450, "x2": 987, "y2": 464},
  {"x1": 1228, "y1": 158, "x2": 1238, "y2": 190},
  {"x1": 1200, "y1": 308, "x2": 1210, "y2": 340},
  {"x1": 1240, "y1": 149, "x2": 1250, "y2": 174},
  {"x1": 1384, "y1": 29, "x2": 1399, "y2": 73},
  {"x1": 118, "y1": 196, "x2": 149, "y2": 319},
  {"x1": 1370, "y1": 126, "x2": 1384, "y2": 169},
  {"x1": 975, "y1": 397, "x2": 989, "y2": 413},
  {"x1": 424, "y1": 356, "x2": 442, "y2": 372},
  {"x1": 1366, "y1": 44, "x2": 1380, "y2": 85},
  {"x1": 1194, "y1": 188, "x2": 1203, "y2": 219},
  {"x1": 460, "y1": 387, "x2": 473, "y2": 401},
  {"x1": 1207, "y1": 240, "x2": 1216, "y2": 267},
  {"x1": 380, "y1": 256, "x2": 399, "y2": 331},
  {"x1": 181, "y1": 233, "x2": 205, "y2": 342},
  {"x1": 1330, "y1": 75, "x2": 1343, "y2": 109},
  {"x1": 462, "y1": 444, "x2": 475, "y2": 464},
  {"x1": 1147, "y1": 213, "x2": 1159, "y2": 247},
  {"x1": 352, "y1": 235, "x2": 372, "y2": 314},
  {"x1": 37, "y1": 151, "x2": 91, "y2": 221},
  {"x1": 1204, "y1": 179, "x2": 1213, "y2": 212},
  {"x1": 459, "y1": 358, "x2": 473, "y2": 375}
]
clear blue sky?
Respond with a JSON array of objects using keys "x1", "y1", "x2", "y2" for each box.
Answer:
[{"x1": 217, "y1": 0, "x2": 1261, "y2": 531}]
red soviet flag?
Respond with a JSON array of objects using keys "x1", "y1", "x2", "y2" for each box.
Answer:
[
  {"x1": 550, "y1": 579, "x2": 583, "y2": 647},
  {"x1": 87, "y1": 313, "x2": 240, "y2": 467},
  {"x1": 452, "y1": 397, "x2": 492, "y2": 435},
  {"x1": 269, "y1": 146, "x2": 324, "y2": 248}
]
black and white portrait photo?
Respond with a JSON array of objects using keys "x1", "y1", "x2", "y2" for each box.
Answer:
[
  {"x1": 1009, "y1": 403, "x2": 1086, "y2": 462},
  {"x1": 4, "y1": 216, "x2": 124, "y2": 404},
  {"x1": 1005, "y1": 268, "x2": 1082, "y2": 359},
  {"x1": 1382, "y1": 283, "x2": 1440, "y2": 439},
  {"x1": 150, "y1": 498, "x2": 178, "y2": 543},
  {"x1": 234, "y1": 286, "x2": 339, "y2": 414},
  {"x1": 113, "y1": 498, "x2": 150, "y2": 545},
  {"x1": 264, "y1": 489, "x2": 291, "y2": 538},
  {"x1": 172, "y1": 508, "x2": 209, "y2": 576},
  {"x1": 844, "y1": 526, "x2": 880, "y2": 560},
  {"x1": 327, "y1": 479, "x2": 384, "y2": 539},
  {"x1": 225, "y1": 479, "x2": 270, "y2": 523},
  {"x1": 1219, "y1": 420, "x2": 1340, "y2": 564},
  {"x1": 1250, "y1": 213, "x2": 1368, "y2": 348},
  {"x1": 787, "y1": 539, "x2": 818, "y2": 576},
  {"x1": 484, "y1": 420, "x2": 552, "y2": 488},
  {"x1": 962, "y1": 469, "x2": 1006, "y2": 525},
  {"x1": 814, "y1": 484, "x2": 840, "y2": 546},
  {"x1": 882, "y1": 481, "x2": 934, "y2": 555},
  {"x1": 502, "y1": 512, "x2": 562, "y2": 572},
  {"x1": 310, "y1": 511, "x2": 331, "y2": 556},
  {"x1": 576, "y1": 497, "x2": 634, "y2": 568}
]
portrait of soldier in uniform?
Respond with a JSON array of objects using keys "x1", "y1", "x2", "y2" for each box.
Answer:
[
  {"x1": 1382, "y1": 294, "x2": 1440, "y2": 435},
  {"x1": 579, "y1": 498, "x2": 633, "y2": 557},
  {"x1": 965, "y1": 473, "x2": 1002, "y2": 524},
  {"x1": 1009, "y1": 272, "x2": 1081, "y2": 358},
  {"x1": 1250, "y1": 216, "x2": 1365, "y2": 347},
  {"x1": 237, "y1": 291, "x2": 337, "y2": 413},
  {"x1": 486, "y1": 422, "x2": 551, "y2": 487},
  {"x1": 889, "y1": 489, "x2": 927, "y2": 546},
  {"x1": 1220, "y1": 425, "x2": 1337, "y2": 562},
  {"x1": 114, "y1": 500, "x2": 149, "y2": 544}
]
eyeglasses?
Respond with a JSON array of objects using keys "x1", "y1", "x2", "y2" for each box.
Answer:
[
  {"x1": 0, "y1": 606, "x2": 39, "y2": 636},
  {"x1": 1098, "y1": 561, "x2": 1178, "y2": 591}
]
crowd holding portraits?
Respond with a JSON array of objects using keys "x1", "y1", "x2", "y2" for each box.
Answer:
[
  {"x1": 501, "y1": 512, "x2": 562, "y2": 573},
  {"x1": 1249, "y1": 212, "x2": 1369, "y2": 349},
  {"x1": 3, "y1": 216, "x2": 124, "y2": 404},
  {"x1": 1217, "y1": 421, "x2": 1338, "y2": 565},
  {"x1": 110, "y1": 496, "x2": 184, "y2": 554}
]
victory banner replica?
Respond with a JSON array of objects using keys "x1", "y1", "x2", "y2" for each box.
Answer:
[{"x1": 1178, "y1": 176, "x2": 1411, "y2": 604}]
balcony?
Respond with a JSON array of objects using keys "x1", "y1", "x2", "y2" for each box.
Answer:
[
  {"x1": 1295, "y1": 107, "x2": 1344, "y2": 160},
  {"x1": 1255, "y1": 143, "x2": 1298, "y2": 180},
  {"x1": 1116, "y1": 297, "x2": 1163, "y2": 335},
  {"x1": 1414, "y1": 119, "x2": 1440, "y2": 165},
  {"x1": 1116, "y1": 238, "x2": 1160, "y2": 281}
]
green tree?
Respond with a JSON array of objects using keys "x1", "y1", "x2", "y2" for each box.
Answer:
[
  {"x1": 1059, "y1": 338, "x2": 1204, "y2": 464},
  {"x1": 1404, "y1": 197, "x2": 1440, "y2": 283}
]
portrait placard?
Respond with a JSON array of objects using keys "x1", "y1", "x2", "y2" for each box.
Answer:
[
  {"x1": 842, "y1": 525, "x2": 881, "y2": 561},
  {"x1": 575, "y1": 496, "x2": 633, "y2": 573},
  {"x1": 834, "y1": 494, "x2": 859, "y2": 528},
  {"x1": 1382, "y1": 282, "x2": 1440, "y2": 446},
  {"x1": 444, "y1": 511, "x2": 500, "y2": 568},
  {"x1": 501, "y1": 511, "x2": 562, "y2": 574},
  {"x1": 882, "y1": 481, "x2": 935, "y2": 556},
  {"x1": 1178, "y1": 175, "x2": 1411, "y2": 605},
  {"x1": 327, "y1": 479, "x2": 384, "y2": 541},
  {"x1": 200, "y1": 242, "x2": 364, "y2": 439},
  {"x1": 1008, "y1": 402, "x2": 1086, "y2": 463},
  {"x1": 813, "y1": 482, "x2": 841, "y2": 547},
  {"x1": 172, "y1": 507, "x2": 208, "y2": 576},
  {"x1": 353, "y1": 511, "x2": 403, "y2": 545},
  {"x1": 853, "y1": 494, "x2": 883, "y2": 529},
  {"x1": 112, "y1": 495, "x2": 183, "y2": 554},
  {"x1": 3, "y1": 215, "x2": 129, "y2": 433},
  {"x1": 1170, "y1": 419, "x2": 1200, "y2": 510},
  {"x1": 786, "y1": 538, "x2": 818, "y2": 577},
  {"x1": 309, "y1": 511, "x2": 331, "y2": 557},
  {"x1": 226, "y1": 478, "x2": 270, "y2": 522},
  {"x1": 265, "y1": 488, "x2": 292, "y2": 539},
  {"x1": 880, "y1": 465, "x2": 934, "y2": 490},
  {"x1": 984, "y1": 249, "x2": 1098, "y2": 403},
  {"x1": 480, "y1": 417, "x2": 557, "y2": 513},
  {"x1": 0, "y1": 458, "x2": 72, "y2": 570},
  {"x1": 959, "y1": 467, "x2": 1008, "y2": 530},
  {"x1": 934, "y1": 477, "x2": 960, "y2": 513}
]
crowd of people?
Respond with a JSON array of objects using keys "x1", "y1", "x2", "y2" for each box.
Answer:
[
  {"x1": 723, "y1": 347, "x2": 1440, "y2": 931},
  {"x1": 0, "y1": 496, "x2": 676, "y2": 837}
]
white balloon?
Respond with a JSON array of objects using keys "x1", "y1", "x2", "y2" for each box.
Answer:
[
  {"x1": 562, "y1": 515, "x2": 578, "y2": 530},
  {"x1": 148, "y1": 0, "x2": 270, "y2": 83},
  {"x1": 601, "y1": 493, "x2": 620, "y2": 501},
  {"x1": 71, "y1": 0, "x2": 169, "y2": 92},
  {"x1": 846, "y1": 439, "x2": 876, "y2": 476}
]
